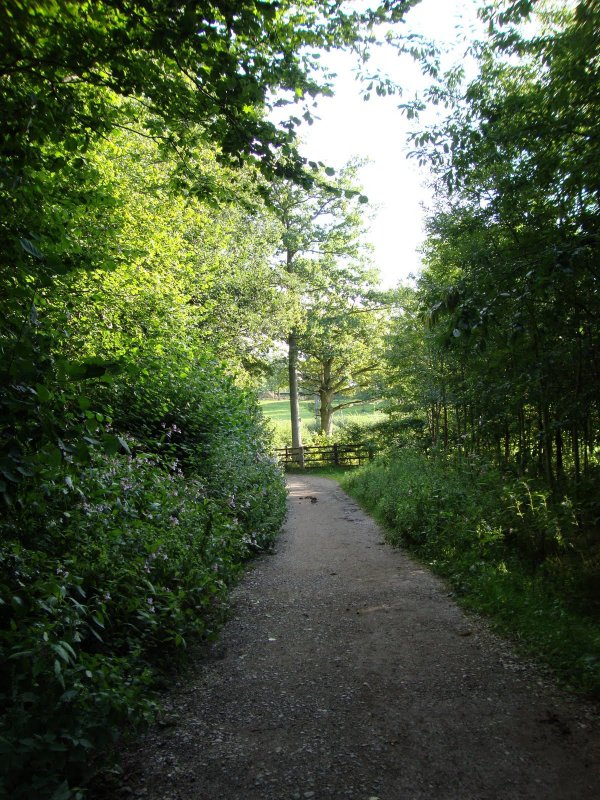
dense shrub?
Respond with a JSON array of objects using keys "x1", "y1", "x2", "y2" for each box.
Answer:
[{"x1": 0, "y1": 358, "x2": 286, "y2": 799}]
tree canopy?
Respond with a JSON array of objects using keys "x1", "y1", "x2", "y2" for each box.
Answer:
[
  {"x1": 5, "y1": 1, "x2": 600, "y2": 796},
  {"x1": 388, "y1": 0, "x2": 600, "y2": 486}
]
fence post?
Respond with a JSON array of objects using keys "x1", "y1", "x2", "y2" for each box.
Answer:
[{"x1": 333, "y1": 443, "x2": 339, "y2": 466}]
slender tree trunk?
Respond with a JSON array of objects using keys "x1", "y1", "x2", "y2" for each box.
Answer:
[
  {"x1": 555, "y1": 427, "x2": 563, "y2": 479},
  {"x1": 537, "y1": 407, "x2": 544, "y2": 474},
  {"x1": 584, "y1": 416, "x2": 590, "y2": 475},
  {"x1": 442, "y1": 390, "x2": 449, "y2": 450},
  {"x1": 573, "y1": 424, "x2": 581, "y2": 483},
  {"x1": 541, "y1": 404, "x2": 554, "y2": 488},
  {"x1": 525, "y1": 410, "x2": 532, "y2": 470},
  {"x1": 429, "y1": 404, "x2": 436, "y2": 447},
  {"x1": 465, "y1": 403, "x2": 472, "y2": 455},
  {"x1": 518, "y1": 406, "x2": 525, "y2": 473},
  {"x1": 288, "y1": 330, "x2": 304, "y2": 466},
  {"x1": 319, "y1": 360, "x2": 334, "y2": 436}
]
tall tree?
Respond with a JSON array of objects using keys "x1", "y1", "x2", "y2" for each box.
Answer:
[
  {"x1": 270, "y1": 164, "x2": 371, "y2": 455},
  {"x1": 300, "y1": 268, "x2": 387, "y2": 435},
  {"x1": 56, "y1": 128, "x2": 294, "y2": 368},
  {"x1": 0, "y1": 0, "x2": 422, "y2": 488},
  {"x1": 398, "y1": 0, "x2": 600, "y2": 483}
]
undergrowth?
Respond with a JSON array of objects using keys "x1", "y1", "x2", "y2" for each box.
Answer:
[
  {"x1": 0, "y1": 357, "x2": 286, "y2": 800},
  {"x1": 341, "y1": 450, "x2": 600, "y2": 697}
]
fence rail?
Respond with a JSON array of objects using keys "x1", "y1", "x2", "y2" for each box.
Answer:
[{"x1": 275, "y1": 443, "x2": 374, "y2": 469}]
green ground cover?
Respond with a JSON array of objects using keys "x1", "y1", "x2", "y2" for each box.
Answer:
[
  {"x1": 1, "y1": 363, "x2": 287, "y2": 800},
  {"x1": 261, "y1": 399, "x2": 316, "y2": 423},
  {"x1": 338, "y1": 453, "x2": 600, "y2": 698},
  {"x1": 260, "y1": 399, "x2": 385, "y2": 448}
]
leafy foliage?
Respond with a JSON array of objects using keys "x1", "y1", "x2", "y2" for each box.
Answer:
[
  {"x1": 368, "y1": 0, "x2": 600, "y2": 695},
  {"x1": 399, "y1": 0, "x2": 600, "y2": 487},
  {"x1": 342, "y1": 451, "x2": 600, "y2": 695},
  {"x1": 0, "y1": 366, "x2": 286, "y2": 799}
]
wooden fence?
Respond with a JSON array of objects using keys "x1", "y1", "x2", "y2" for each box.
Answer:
[{"x1": 275, "y1": 443, "x2": 374, "y2": 469}]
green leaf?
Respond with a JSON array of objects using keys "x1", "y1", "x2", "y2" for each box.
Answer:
[
  {"x1": 102, "y1": 435, "x2": 120, "y2": 456},
  {"x1": 50, "y1": 779, "x2": 72, "y2": 800},
  {"x1": 117, "y1": 436, "x2": 131, "y2": 454},
  {"x1": 52, "y1": 644, "x2": 71, "y2": 663},
  {"x1": 35, "y1": 384, "x2": 52, "y2": 403},
  {"x1": 20, "y1": 238, "x2": 44, "y2": 259}
]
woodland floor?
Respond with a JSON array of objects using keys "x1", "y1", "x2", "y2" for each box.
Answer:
[{"x1": 98, "y1": 475, "x2": 600, "y2": 800}]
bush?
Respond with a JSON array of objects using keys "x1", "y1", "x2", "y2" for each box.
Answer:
[{"x1": 0, "y1": 357, "x2": 286, "y2": 799}]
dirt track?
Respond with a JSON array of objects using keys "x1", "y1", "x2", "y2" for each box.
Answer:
[{"x1": 108, "y1": 474, "x2": 600, "y2": 799}]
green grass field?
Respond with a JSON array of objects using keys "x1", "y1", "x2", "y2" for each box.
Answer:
[
  {"x1": 261, "y1": 398, "x2": 385, "y2": 423},
  {"x1": 260, "y1": 398, "x2": 385, "y2": 447},
  {"x1": 261, "y1": 399, "x2": 316, "y2": 422}
]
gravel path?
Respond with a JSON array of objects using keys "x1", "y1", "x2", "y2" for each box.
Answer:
[{"x1": 108, "y1": 474, "x2": 600, "y2": 800}]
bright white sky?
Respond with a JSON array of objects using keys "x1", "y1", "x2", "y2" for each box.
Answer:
[{"x1": 296, "y1": 0, "x2": 485, "y2": 287}]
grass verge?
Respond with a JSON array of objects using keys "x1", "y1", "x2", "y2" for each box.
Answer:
[{"x1": 339, "y1": 452, "x2": 600, "y2": 698}]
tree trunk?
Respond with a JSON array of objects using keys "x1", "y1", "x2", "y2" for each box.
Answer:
[
  {"x1": 584, "y1": 416, "x2": 591, "y2": 475},
  {"x1": 456, "y1": 405, "x2": 462, "y2": 455},
  {"x1": 319, "y1": 390, "x2": 334, "y2": 436},
  {"x1": 573, "y1": 424, "x2": 581, "y2": 483},
  {"x1": 442, "y1": 391, "x2": 449, "y2": 450},
  {"x1": 541, "y1": 404, "x2": 554, "y2": 488},
  {"x1": 518, "y1": 405, "x2": 525, "y2": 473},
  {"x1": 288, "y1": 330, "x2": 304, "y2": 466},
  {"x1": 429, "y1": 404, "x2": 436, "y2": 446},
  {"x1": 319, "y1": 360, "x2": 334, "y2": 436},
  {"x1": 555, "y1": 426, "x2": 563, "y2": 479}
]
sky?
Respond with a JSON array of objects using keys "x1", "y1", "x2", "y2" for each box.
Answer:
[{"x1": 294, "y1": 0, "x2": 485, "y2": 288}]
